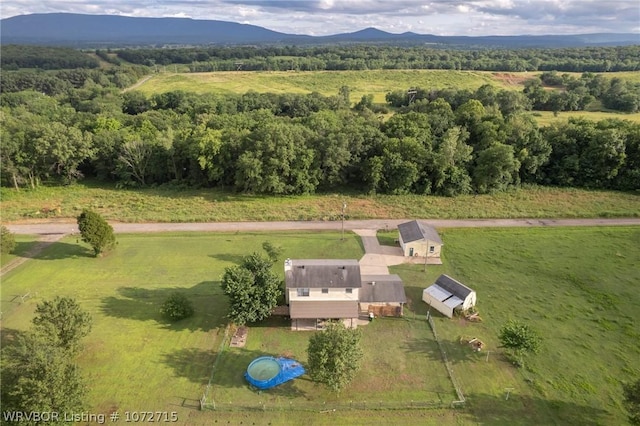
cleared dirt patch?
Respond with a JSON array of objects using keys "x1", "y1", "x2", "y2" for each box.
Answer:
[{"x1": 492, "y1": 72, "x2": 533, "y2": 86}]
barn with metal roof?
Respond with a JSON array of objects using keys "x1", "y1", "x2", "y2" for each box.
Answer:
[{"x1": 422, "y1": 274, "x2": 476, "y2": 318}]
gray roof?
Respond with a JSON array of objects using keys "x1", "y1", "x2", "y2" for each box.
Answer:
[
  {"x1": 285, "y1": 259, "x2": 362, "y2": 289},
  {"x1": 359, "y1": 274, "x2": 407, "y2": 303},
  {"x1": 434, "y1": 274, "x2": 474, "y2": 299},
  {"x1": 289, "y1": 300, "x2": 359, "y2": 319},
  {"x1": 398, "y1": 220, "x2": 443, "y2": 245}
]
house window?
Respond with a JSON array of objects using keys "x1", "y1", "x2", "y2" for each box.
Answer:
[
  {"x1": 345, "y1": 288, "x2": 353, "y2": 294},
  {"x1": 321, "y1": 288, "x2": 329, "y2": 294},
  {"x1": 429, "y1": 246, "x2": 435, "y2": 253},
  {"x1": 297, "y1": 288, "x2": 310, "y2": 297}
]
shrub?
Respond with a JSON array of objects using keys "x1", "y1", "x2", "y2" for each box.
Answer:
[
  {"x1": 76, "y1": 209, "x2": 115, "y2": 256},
  {"x1": 160, "y1": 292, "x2": 194, "y2": 321},
  {"x1": 1, "y1": 226, "x2": 16, "y2": 254}
]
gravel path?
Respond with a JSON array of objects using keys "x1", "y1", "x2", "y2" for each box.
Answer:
[{"x1": 5, "y1": 217, "x2": 640, "y2": 236}]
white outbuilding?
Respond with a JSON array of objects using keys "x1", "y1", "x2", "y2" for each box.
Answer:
[
  {"x1": 397, "y1": 220, "x2": 443, "y2": 260},
  {"x1": 422, "y1": 274, "x2": 476, "y2": 318}
]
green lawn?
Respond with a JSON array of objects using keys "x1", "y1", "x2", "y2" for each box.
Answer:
[
  {"x1": 1, "y1": 227, "x2": 638, "y2": 425},
  {"x1": 0, "y1": 234, "x2": 39, "y2": 268},
  {"x1": 0, "y1": 231, "x2": 364, "y2": 422},
  {"x1": 209, "y1": 315, "x2": 454, "y2": 411},
  {"x1": 2, "y1": 183, "x2": 638, "y2": 223},
  {"x1": 390, "y1": 226, "x2": 640, "y2": 425}
]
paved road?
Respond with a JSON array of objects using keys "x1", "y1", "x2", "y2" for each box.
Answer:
[{"x1": 6, "y1": 217, "x2": 640, "y2": 236}]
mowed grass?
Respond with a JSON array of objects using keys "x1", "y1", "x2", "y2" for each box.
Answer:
[
  {"x1": 1, "y1": 183, "x2": 638, "y2": 223},
  {"x1": 210, "y1": 315, "x2": 454, "y2": 411},
  {"x1": 2, "y1": 227, "x2": 639, "y2": 424},
  {"x1": 0, "y1": 234, "x2": 39, "y2": 267},
  {"x1": 135, "y1": 69, "x2": 513, "y2": 103},
  {"x1": 390, "y1": 226, "x2": 640, "y2": 425},
  {"x1": 0, "y1": 231, "x2": 364, "y2": 424}
]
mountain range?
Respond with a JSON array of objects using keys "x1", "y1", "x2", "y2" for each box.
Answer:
[{"x1": 1, "y1": 13, "x2": 639, "y2": 48}]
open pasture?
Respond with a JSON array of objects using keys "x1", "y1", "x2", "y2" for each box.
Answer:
[
  {"x1": 2, "y1": 183, "x2": 638, "y2": 224},
  {"x1": 135, "y1": 69, "x2": 515, "y2": 103},
  {"x1": 1, "y1": 227, "x2": 639, "y2": 424},
  {"x1": 391, "y1": 226, "x2": 640, "y2": 425}
]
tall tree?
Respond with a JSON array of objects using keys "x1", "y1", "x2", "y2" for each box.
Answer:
[
  {"x1": 1, "y1": 332, "x2": 86, "y2": 420},
  {"x1": 307, "y1": 321, "x2": 363, "y2": 392},
  {"x1": 221, "y1": 253, "x2": 282, "y2": 325},
  {"x1": 473, "y1": 143, "x2": 520, "y2": 193},
  {"x1": 77, "y1": 209, "x2": 116, "y2": 256},
  {"x1": 32, "y1": 296, "x2": 93, "y2": 354}
]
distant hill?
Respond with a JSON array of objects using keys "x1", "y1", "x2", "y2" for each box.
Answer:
[{"x1": 1, "y1": 13, "x2": 639, "y2": 48}]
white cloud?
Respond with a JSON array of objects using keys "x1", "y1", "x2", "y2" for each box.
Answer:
[{"x1": 1, "y1": 0, "x2": 639, "y2": 36}]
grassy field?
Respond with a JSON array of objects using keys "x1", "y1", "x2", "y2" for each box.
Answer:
[
  {"x1": 2, "y1": 227, "x2": 639, "y2": 424},
  {"x1": 0, "y1": 231, "x2": 369, "y2": 424},
  {"x1": 532, "y1": 110, "x2": 640, "y2": 125},
  {"x1": 389, "y1": 226, "x2": 640, "y2": 425},
  {"x1": 209, "y1": 315, "x2": 454, "y2": 411},
  {"x1": 131, "y1": 69, "x2": 640, "y2": 124},
  {"x1": 0, "y1": 234, "x2": 39, "y2": 267},
  {"x1": 135, "y1": 69, "x2": 511, "y2": 103},
  {"x1": 1, "y1": 183, "x2": 638, "y2": 224}
]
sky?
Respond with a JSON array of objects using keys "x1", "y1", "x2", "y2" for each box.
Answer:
[{"x1": 1, "y1": 0, "x2": 639, "y2": 36}]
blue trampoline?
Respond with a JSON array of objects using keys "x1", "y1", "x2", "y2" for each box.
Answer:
[{"x1": 244, "y1": 356, "x2": 305, "y2": 390}]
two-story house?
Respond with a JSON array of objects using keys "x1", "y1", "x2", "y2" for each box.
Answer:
[
  {"x1": 285, "y1": 259, "x2": 361, "y2": 329},
  {"x1": 284, "y1": 258, "x2": 407, "y2": 330}
]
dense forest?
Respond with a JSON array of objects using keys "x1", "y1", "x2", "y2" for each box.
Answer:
[
  {"x1": 2, "y1": 45, "x2": 640, "y2": 73},
  {"x1": 1, "y1": 45, "x2": 639, "y2": 195},
  {"x1": 113, "y1": 45, "x2": 640, "y2": 73}
]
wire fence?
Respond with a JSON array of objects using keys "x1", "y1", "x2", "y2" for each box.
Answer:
[
  {"x1": 426, "y1": 311, "x2": 466, "y2": 406},
  {"x1": 200, "y1": 325, "x2": 231, "y2": 410},
  {"x1": 202, "y1": 399, "x2": 449, "y2": 412},
  {"x1": 200, "y1": 314, "x2": 466, "y2": 412}
]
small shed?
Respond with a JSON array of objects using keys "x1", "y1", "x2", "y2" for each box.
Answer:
[
  {"x1": 422, "y1": 274, "x2": 476, "y2": 318},
  {"x1": 397, "y1": 220, "x2": 443, "y2": 259}
]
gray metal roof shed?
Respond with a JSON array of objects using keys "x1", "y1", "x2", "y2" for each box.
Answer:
[{"x1": 398, "y1": 220, "x2": 443, "y2": 245}]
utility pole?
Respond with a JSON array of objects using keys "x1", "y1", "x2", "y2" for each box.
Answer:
[
  {"x1": 341, "y1": 202, "x2": 347, "y2": 241},
  {"x1": 424, "y1": 238, "x2": 429, "y2": 272}
]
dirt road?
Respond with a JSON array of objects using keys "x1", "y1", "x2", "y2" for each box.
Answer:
[{"x1": 6, "y1": 217, "x2": 640, "y2": 236}]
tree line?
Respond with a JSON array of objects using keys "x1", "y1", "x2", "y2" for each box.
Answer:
[
  {"x1": 2, "y1": 84, "x2": 638, "y2": 195},
  {"x1": 114, "y1": 45, "x2": 640, "y2": 73},
  {"x1": 2, "y1": 44, "x2": 638, "y2": 73},
  {"x1": 386, "y1": 72, "x2": 640, "y2": 114}
]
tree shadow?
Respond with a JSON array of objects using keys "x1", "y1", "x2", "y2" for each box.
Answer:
[
  {"x1": 100, "y1": 281, "x2": 226, "y2": 332},
  {"x1": 463, "y1": 392, "x2": 612, "y2": 425},
  {"x1": 162, "y1": 344, "x2": 307, "y2": 402},
  {"x1": 209, "y1": 346, "x2": 308, "y2": 399},
  {"x1": 208, "y1": 253, "x2": 245, "y2": 264},
  {"x1": 161, "y1": 347, "x2": 216, "y2": 385},
  {"x1": 12, "y1": 240, "x2": 94, "y2": 260},
  {"x1": 8, "y1": 240, "x2": 40, "y2": 257},
  {"x1": 32, "y1": 242, "x2": 94, "y2": 260},
  {"x1": 403, "y1": 337, "x2": 480, "y2": 365}
]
